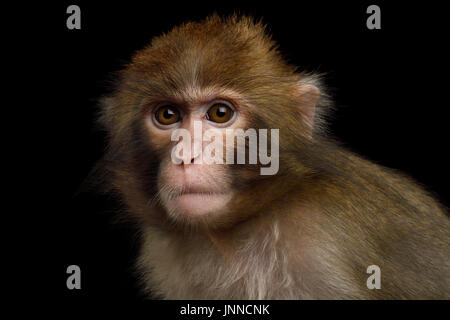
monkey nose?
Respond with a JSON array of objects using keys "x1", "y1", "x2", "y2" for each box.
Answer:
[
  {"x1": 179, "y1": 140, "x2": 202, "y2": 165},
  {"x1": 181, "y1": 156, "x2": 196, "y2": 166}
]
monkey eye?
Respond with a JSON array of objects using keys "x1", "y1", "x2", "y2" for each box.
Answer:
[
  {"x1": 206, "y1": 103, "x2": 234, "y2": 124},
  {"x1": 155, "y1": 105, "x2": 181, "y2": 126}
]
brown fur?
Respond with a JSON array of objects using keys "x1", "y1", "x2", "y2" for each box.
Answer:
[{"x1": 97, "y1": 15, "x2": 450, "y2": 299}]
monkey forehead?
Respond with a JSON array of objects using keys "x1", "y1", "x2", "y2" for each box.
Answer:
[
  {"x1": 125, "y1": 15, "x2": 298, "y2": 93},
  {"x1": 168, "y1": 85, "x2": 250, "y2": 107}
]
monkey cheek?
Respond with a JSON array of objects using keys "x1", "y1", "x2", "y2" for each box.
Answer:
[{"x1": 168, "y1": 192, "x2": 233, "y2": 218}]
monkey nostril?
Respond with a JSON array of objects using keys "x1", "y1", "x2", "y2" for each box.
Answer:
[{"x1": 179, "y1": 156, "x2": 196, "y2": 166}]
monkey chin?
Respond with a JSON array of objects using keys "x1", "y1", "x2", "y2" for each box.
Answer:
[{"x1": 165, "y1": 191, "x2": 233, "y2": 221}]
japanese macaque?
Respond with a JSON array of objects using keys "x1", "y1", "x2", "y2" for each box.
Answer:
[{"x1": 96, "y1": 15, "x2": 449, "y2": 299}]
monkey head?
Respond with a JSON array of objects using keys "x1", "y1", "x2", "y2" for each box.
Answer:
[{"x1": 99, "y1": 15, "x2": 322, "y2": 230}]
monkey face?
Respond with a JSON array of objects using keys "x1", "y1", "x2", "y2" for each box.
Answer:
[{"x1": 141, "y1": 88, "x2": 251, "y2": 223}]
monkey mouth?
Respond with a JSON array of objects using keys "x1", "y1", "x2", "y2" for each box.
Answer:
[
  {"x1": 179, "y1": 189, "x2": 226, "y2": 196},
  {"x1": 166, "y1": 187, "x2": 233, "y2": 217}
]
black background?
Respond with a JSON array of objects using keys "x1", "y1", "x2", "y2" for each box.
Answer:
[{"x1": 18, "y1": 0, "x2": 449, "y2": 314}]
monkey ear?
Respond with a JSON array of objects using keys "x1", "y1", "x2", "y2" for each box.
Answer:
[{"x1": 294, "y1": 83, "x2": 320, "y2": 136}]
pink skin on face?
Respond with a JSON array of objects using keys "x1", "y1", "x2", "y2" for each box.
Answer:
[
  {"x1": 158, "y1": 160, "x2": 233, "y2": 218},
  {"x1": 144, "y1": 88, "x2": 248, "y2": 218}
]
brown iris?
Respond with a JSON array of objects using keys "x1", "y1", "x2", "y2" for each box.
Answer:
[
  {"x1": 155, "y1": 105, "x2": 180, "y2": 125},
  {"x1": 206, "y1": 104, "x2": 234, "y2": 123}
]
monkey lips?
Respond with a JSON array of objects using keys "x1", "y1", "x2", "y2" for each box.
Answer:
[
  {"x1": 157, "y1": 161, "x2": 233, "y2": 219},
  {"x1": 174, "y1": 188, "x2": 233, "y2": 217}
]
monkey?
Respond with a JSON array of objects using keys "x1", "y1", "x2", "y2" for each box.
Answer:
[{"x1": 94, "y1": 15, "x2": 450, "y2": 299}]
